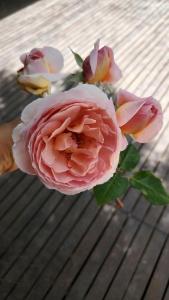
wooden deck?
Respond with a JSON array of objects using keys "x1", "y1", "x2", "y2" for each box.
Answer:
[{"x1": 0, "y1": 0, "x2": 169, "y2": 299}]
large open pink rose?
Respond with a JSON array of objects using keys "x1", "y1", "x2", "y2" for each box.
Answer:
[{"x1": 12, "y1": 84, "x2": 122, "y2": 195}]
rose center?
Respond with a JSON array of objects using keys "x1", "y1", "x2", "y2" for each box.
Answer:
[{"x1": 30, "y1": 50, "x2": 44, "y2": 60}]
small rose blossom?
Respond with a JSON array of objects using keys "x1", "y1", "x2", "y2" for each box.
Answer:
[
  {"x1": 83, "y1": 40, "x2": 121, "y2": 84},
  {"x1": 17, "y1": 46, "x2": 64, "y2": 95},
  {"x1": 12, "y1": 84, "x2": 123, "y2": 195},
  {"x1": 116, "y1": 89, "x2": 163, "y2": 143},
  {"x1": 19, "y1": 46, "x2": 64, "y2": 80}
]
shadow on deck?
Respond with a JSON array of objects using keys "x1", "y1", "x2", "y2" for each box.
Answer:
[{"x1": 0, "y1": 0, "x2": 40, "y2": 20}]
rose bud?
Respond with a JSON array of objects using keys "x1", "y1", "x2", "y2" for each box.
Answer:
[
  {"x1": 12, "y1": 84, "x2": 123, "y2": 195},
  {"x1": 17, "y1": 46, "x2": 64, "y2": 95},
  {"x1": 116, "y1": 89, "x2": 163, "y2": 143},
  {"x1": 83, "y1": 39, "x2": 121, "y2": 84}
]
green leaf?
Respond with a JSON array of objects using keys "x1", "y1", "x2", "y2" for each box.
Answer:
[
  {"x1": 62, "y1": 71, "x2": 83, "y2": 90},
  {"x1": 70, "y1": 48, "x2": 83, "y2": 68},
  {"x1": 130, "y1": 170, "x2": 169, "y2": 205},
  {"x1": 99, "y1": 84, "x2": 116, "y2": 100},
  {"x1": 94, "y1": 173, "x2": 129, "y2": 205},
  {"x1": 119, "y1": 144, "x2": 140, "y2": 171}
]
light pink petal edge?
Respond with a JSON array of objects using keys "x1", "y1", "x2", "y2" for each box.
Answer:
[
  {"x1": 89, "y1": 39, "x2": 100, "y2": 75},
  {"x1": 42, "y1": 46, "x2": 64, "y2": 72},
  {"x1": 20, "y1": 53, "x2": 27, "y2": 64},
  {"x1": 120, "y1": 133, "x2": 128, "y2": 151},
  {"x1": 116, "y1": 89, "x2": 143, "y2": 106}
]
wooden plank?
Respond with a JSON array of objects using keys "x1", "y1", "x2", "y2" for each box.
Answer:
[
  {"x1": 123, "y1": 188, "x2": 140, "y2": 213},
  {"x1": 144, "y1": 206, "x2": 164, "y2": 227},
  {"x1": 0, "y1": 168, "x2": 22, "y2": 189},
  {"x1": 45, "y1": 210, "x2": 126, "y2": 300},
  {"x1": 0, "y1": 175, "x2": 34, "y2": 220},
  {"x1": 19, "y1": 200, "x2": 101, "y2": 300},
  {"x1": 104, "y1": 223, "x2": 153, "y2": 300},
  {"x1": 63, "y1": 211, "x2": 126, "y2": 300},
  {"x1": 0, "y1": 190, "x2": 63, "y2": 277},
  {"x1": 163, "y1": 284, "x2": 169, "y2": 300},
  {"x1": 143, "y1": 238, "x2": 169, "y2": 300},
  {"x1": 123, "y1": 230, "x2": 166, "y2": 300},
  {"x1": 84, "y1": 218, "x2": 139, "y2": 300},
  {"x1": 132, "y1": 196, "x2": 150, "y2": 221},
  {"x1": 157, "y1": 206, "x2": 169, "y2": 234},
  {"x1": 0, "y1": 171, "x2": 24, "y2": 201},
  {"x1": 1, "y1": 192, "x2": 92, "y2": 300},
  {"x1": 0, "y1": 179, "x2": 43, "y2": 235}
]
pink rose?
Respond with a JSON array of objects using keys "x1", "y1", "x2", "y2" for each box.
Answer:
[
  {"x1": 12, "y1": 84, "x2": 122, "y2": 195},
  {"x1": 116, "y1": 89, "x2": 163, "y2": 143},
  {"x1": 18, "y1": 46, "x2": 64, "y2": 81},
  {"x1": 83, "y1": 40, "x2": 121, "y2": 84}
]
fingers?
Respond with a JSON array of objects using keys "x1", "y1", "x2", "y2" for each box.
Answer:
[{"x1": 0, "y1": 146, "x2": 17, "y2": 175}]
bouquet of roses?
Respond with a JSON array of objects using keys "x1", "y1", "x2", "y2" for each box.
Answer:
[{"x1": 12, "y1": 40, "x2": 169, "y2": 206}]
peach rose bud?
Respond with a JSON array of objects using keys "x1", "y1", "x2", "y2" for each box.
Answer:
[
  {"x1": 116, "y1": 89, "x2": 163, "y2": 143},
  {"x1": 17, "y1": 46, "x2": 64, "y2": 95},
  {"x1": 12, "y1": 84, "x2": 123, "y2": 195},
  {"x1": 83, "y1": 40, "x2": 122, "y2": 84}
]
